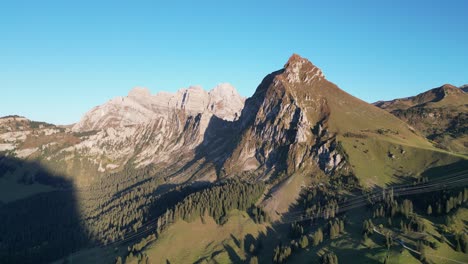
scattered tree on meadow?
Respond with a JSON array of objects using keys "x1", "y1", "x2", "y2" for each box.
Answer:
[
  {"x1": 299, "y1": 235, "x2": 309, "y2": 248},
  {"x1": 321, "y1": 252, "x2": 339, "y2": 264}
]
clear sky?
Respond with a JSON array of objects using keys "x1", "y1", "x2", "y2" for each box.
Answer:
[{"x1": 1, "y1": 0, "x2": 467, "y2": 125}]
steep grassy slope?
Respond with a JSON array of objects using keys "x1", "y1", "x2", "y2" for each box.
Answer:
[{"x1": 338, "y1": 134, "x2": 464, "y2": 186}]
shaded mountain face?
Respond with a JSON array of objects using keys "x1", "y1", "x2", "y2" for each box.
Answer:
[{"x1": 374, "y1": 84, "x2": 468, "y2": 154}]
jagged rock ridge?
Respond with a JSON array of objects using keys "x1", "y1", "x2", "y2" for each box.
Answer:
[{"x1": 72, "y1": 83, "x2": 245, "y2": 132}]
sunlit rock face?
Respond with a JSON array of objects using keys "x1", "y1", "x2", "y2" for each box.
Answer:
[{"x1": 72, "y1": 84, "x2": 245, "y2": 132}]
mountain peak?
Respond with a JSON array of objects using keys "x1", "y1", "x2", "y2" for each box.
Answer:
[
  {"x1": 440, "y1": 83, "x2": 458, "y2": 90},
  {"x1": 283, "y1": 53, "x2": 324, "y2": 83},
  {"x1": 210, "y1": 83, "x2": 240, "y2": 97},
  {"x1": 128, "y1": 87, "x2": 151, "y2": 98},
  {"x1": 187, "y1": 85, "x2": 204, "y2": 91},
  {"x1": 284, "y1": 53, "x2": 306, "y2": 65},
  {"x1": 435, "y1": 84, "x2": 464, "y2": 97}
]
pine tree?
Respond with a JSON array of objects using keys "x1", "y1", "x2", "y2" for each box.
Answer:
[
  {"x1": 462, "y1": 233, "x2": 468, "y2": 253},
  {"x1": 313, "y1": 228, "x2": 324, "y2": 246},
  {"x1": 249, "y1": 243, "x2": 255, "y2": 254},
  {"x1": 385, "y1": 234, "x2": 393, "y2": 249},
  {"x1": 401, "y1": 199, "x2": 413, "y2": 218},
  {"x1": 363, "y1": 232, "x2": 369, "y2": 243},
  {"x1": 418, "y1": 242, "x2": 427, "y2": 262},
  {"x1": 330, "y1": 222, "x2": 338, "y2": 239},
  {"x1": 427, "y1": 205, "x2": 432, "y2": 215},
  {"x1": 249, "y1": 256, "x2": 259, "y2": 264},
  {"x1": 321, "y1": 252, "x2": 339, "y2": 264},
  {"x1": 300, "y1": 235, "x2": 309, "y2": 248},
  {"x1": 456, "y1": 239, "x2": 462, "y2": 252}
]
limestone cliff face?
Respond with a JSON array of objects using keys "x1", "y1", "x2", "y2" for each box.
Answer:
[{"x1": 72, "y1": 83, "x2": 245, "y2": 132}]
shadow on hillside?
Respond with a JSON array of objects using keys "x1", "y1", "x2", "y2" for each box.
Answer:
[
  {"x1": 421, "y1": 159, "x2": 468, "y2": 178},
  {"x1": 163, "y1": 114, "x2": 239, "y2": 180},
  {"x1": 236, "y1": 226, "x2": 289, "y2": 263},
  {"x1": 224, "y1": 244, "x2": 243, "y2": 263},
  {"x1": 0, "y1": 156, "x2": 89, "y2": 264}
]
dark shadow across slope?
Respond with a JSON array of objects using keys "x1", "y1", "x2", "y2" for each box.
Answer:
[{"x1": 0, "y1": 156, "x2": 89, "y2": 264}]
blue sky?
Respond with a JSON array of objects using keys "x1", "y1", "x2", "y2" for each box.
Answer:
[{"x1": 1, "y1": 0, "x2": 467, "y2": 124}]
